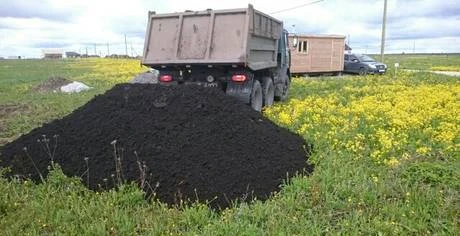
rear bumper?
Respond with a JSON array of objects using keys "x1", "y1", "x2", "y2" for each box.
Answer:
[{"x1": 183, "y1": 81, "x2": 220, "y2": 88}]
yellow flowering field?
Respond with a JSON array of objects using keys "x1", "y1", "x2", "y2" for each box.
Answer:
[
  {"x1": 265, "y1": 72, "x2": 459, "y2": 167},
  {"x1": 431, "y1": 66, "x2": 460, "y2": 72}
]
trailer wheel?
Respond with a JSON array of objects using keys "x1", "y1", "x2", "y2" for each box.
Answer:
[
  {"x1": 250, "y1": 80, "x2": 263, "y2": 112},
  {"x1": 262, "y1": 77, "x2": 275, "y2": 107}
]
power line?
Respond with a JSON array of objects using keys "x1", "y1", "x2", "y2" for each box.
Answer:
[{"x1": 269, "y1": 0, "x2": 324, "y2": 14}]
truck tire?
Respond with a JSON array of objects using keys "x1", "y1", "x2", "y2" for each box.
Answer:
[
  {"x1": 250, "y1": 80, "x2": 263, "y2": 112},
  {"x1": 275, "y1": 77, "x2": 290, "y2": 101},
  {"x1": 262, "y1": 77, "x2": 275, "y2": 107}
]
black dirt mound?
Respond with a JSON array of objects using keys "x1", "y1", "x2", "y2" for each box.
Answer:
[{"x1": 1, "y1": 84, "x2": 312, "y2": 208}]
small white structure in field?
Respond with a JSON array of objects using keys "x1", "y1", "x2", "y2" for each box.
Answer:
[
  {"x1": 42, "y1": 49, "x2": 63, "y2": 59},
  {"x1": 60, "y1": 81, "x2": 92, "y2": 93}
]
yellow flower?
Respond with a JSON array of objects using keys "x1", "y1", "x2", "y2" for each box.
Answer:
[
  {"x1": 372, "y1": 176, "x2": 379, "y2": 183},
  {"x1": 264, "y1": 74, "x2": 459, "y2": 166},
  {"x1": 384, "y1": 157, "x2": 400, "y2": 167},
  {"x1": 416, "y1": 147, "x2": 431, "y2": 154}
]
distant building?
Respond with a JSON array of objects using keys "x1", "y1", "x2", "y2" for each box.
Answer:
[
  {"x1": 105, "y1": 54, "x2": 140, "y2": 59},
  {"x1": 106, "y1": 54, "x2": 130, "y2": 59},
  {"x1": 7, "y1": 56, "x2": 22, "y2": 59},
  {"x1": 42, "y1": 49, "x2": 63, "y2": 59},
  {"x1": 65, "y1": 51, "x2": 81, "y2": 58}
]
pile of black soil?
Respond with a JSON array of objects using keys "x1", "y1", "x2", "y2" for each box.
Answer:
[
  {"x1": 1, "y1": 84, "x2": 313, "y2": 208},
  {"x1": 32, "y1": 76, "x2": 71, "y2": 92}
]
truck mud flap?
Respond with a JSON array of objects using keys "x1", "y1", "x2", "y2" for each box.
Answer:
[{"x1": 226, "y1": 80, "x2": 253, "y2": 104}]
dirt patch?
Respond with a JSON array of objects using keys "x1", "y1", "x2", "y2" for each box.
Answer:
[
  {"x1": 0, "y1": 103, "x2": 29, "y2": 135},
  {"x1": 0, "y1": 104, "x2": 29, "y2": 118},
  {"x1": 404, "y1": 69, "x2": 460, "y2": 77},
  {"x1": 32, "y1": 76, "x2": 72, "y2": 92},
  {"x1": 0, "y1": 84, "x2": 312, "y2": 208}
]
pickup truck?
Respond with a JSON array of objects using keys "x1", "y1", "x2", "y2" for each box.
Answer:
[{"x1": 141, "y1": 5, "x2": 291, "y2": 111}]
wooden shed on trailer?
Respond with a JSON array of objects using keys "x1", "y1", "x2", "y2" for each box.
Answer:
[{"x1": 288, "y1": 34, "x2": 346, "y2": 75}]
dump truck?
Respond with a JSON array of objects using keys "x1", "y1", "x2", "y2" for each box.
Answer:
[{"x1": 141, "y1": 5, "x2": 291, "y2": 111}]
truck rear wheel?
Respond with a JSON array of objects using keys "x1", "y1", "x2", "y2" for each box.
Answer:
[
  {"x1": 276, "y1": 77, "x2": 290, "y2": 101},
  {"x1": 250, "y1": 80, "x2": 263, "y2": 112},
  {"x1": 262, "y1": 77, "x2": 275, "y2": 107}
]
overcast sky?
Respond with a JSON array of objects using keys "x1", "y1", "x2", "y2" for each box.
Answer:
[{"x1": 0, "y1": 0, "x2": 459, "y2": 58}]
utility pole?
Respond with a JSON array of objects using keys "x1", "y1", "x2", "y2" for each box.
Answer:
[
  {"x1": 380, "y1": 0, "x2": 388, "y2": 62},
  {"x1": 124, "y1": 34, "x2": 128, "y2": 57},
  {"x1": 85, "y1": 47, "x2": 88, "y2": 57},
  {"x1": 107, "y1": 42, "x2": 110, "y2": 56},
  {"x1": 412, "y1": 40, "x2": 415, "y2": 53},
  {"x1": 94, "y1": 44, "x2": 97, "y2": 55},
  {"x1": 130, "y1": 43, "x2": 134, "y2": 57}
]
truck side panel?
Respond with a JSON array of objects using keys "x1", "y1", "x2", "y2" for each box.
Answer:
[
  {"x1": 244, "y1": 9, "x2": 282, "y2": 70},
  {"x1": 247, "y1": 35, "x2": 279, "y2": 71}
]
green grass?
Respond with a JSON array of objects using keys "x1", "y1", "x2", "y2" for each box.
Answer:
[
  {"x1": 0, "y1": 58, "x2": 458, "y2": 235},
  {"x1": 381, "y1": 54, "x2": 460, "y2": 71},
  {"x1": 0, "y1": 58, "x2": 145, "y2": 145}
]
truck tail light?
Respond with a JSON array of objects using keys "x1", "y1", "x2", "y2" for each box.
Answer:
[
  {"x1": 160, "y1": 75, "x2": 173, "y2": 82},
  {"x1": 231, "y1": 74, "x2": 247, "y2": 82}
]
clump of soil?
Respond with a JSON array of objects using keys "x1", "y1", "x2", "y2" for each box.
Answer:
[
  {"x1": 32, "y1": 76, "x2": 72, "y2": 92},
  {"x1": 0, "y1": 103, "x2": 28, "y2": 118},
  {"x1": 0, "y1": 104, "x2": 29, "y2": 145},
  {"x1": 0, "y1": 84, "x2": 313, "y2": 208}
]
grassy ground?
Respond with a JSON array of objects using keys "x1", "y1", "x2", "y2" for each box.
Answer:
[
  {"x1": 0, "y1": 58, "x2": 459, "y2": 234},
  {"x1": 0, "y1": 58, "x2": 145, "y2": 145},
  {"x1": 381, "y1": 54, "x2": 460, "y2": 71}
]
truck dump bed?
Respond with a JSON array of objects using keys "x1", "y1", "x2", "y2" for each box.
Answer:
[{"x1": 142, "y1": 5, "x2": 282, "y2": 71}]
